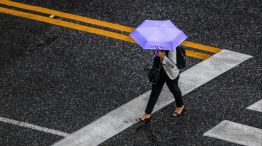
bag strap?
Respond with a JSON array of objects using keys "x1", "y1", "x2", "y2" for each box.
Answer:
[{"x1": 165, "y1": 50, "x2": 169, "y2": 57}]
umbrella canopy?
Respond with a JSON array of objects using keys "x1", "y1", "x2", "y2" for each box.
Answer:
[{"x1": 129, "y1": 20, "x2": 188, "y2": 50}]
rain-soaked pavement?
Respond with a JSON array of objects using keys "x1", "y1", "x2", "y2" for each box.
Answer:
[{"x1": 0, "y1": 0, "x2": 261, "y2": 146}]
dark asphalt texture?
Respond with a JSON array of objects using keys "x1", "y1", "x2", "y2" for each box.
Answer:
[
  {"x1": 0, "y1": 0, "x2": 261, "y2": 146},
  {"x1": 0, "y1": 122, "x2": 62, "y2": 146}
]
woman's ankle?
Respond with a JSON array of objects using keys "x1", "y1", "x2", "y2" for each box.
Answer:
[
  {"x1": 176, "y1": 105, "x2": 184, "y2": 109},
  {"x1": 142, "y1": 113, "x2": 151, "y2": 118}
]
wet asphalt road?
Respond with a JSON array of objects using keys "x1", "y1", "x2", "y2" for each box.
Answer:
[{"x1": 0, "y1": 0, "x2": 261, "y2": 146}]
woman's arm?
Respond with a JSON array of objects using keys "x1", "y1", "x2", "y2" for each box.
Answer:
[{"x1": 162, "y1": 50, "x2": 177, "y2": 67}]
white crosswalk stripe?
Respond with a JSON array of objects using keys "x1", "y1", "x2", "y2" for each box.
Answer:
[
  {"x1": 204, "y1": 120, "x2": 262, "y2": 146},
  {"x1": 204, "y1": 99, "x2": 262, "y2": 146},
  {"x1": 247, "y1": 99, "x2": 262, "y2": 112}
]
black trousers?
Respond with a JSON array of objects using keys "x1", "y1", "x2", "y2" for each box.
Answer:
[{"x1": 145, "y1": 65, "x2": 183, "y2": 114}]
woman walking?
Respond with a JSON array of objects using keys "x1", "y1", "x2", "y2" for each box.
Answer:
[{"x1": 138, "y1": 49, "x2": 185, "y2": 121}]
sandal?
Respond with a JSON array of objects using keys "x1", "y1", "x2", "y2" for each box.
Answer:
[
  {"x1": 136, "y1": 117, "x2": 151, "y2": 122},
  {"x1": 171, "y1": 108, "x2": 186, "y2": 117}
]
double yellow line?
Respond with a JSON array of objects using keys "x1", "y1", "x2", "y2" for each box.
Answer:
[{"x1": 0, "y1": 0, "x2": 221, "y2": 59}]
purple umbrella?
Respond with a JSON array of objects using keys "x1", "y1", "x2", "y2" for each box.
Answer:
[{"x1": 129, "y1": 20, "x2": 188, "y2": 50}]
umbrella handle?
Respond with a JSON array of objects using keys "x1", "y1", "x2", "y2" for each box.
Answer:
[
  {"x1": 153, "y1": 46, "x2": 161, "y2": 58},
  {"x1": 153, "y1": 48, "x2": 158, "y2": 58}
]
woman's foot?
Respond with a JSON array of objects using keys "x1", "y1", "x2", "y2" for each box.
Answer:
[
  {"x1": 172, "y1": 105, "x2": 185, "y2": 117},
  {"x1": 137, "y1": 113, "x2": 151, "y2": 121}
]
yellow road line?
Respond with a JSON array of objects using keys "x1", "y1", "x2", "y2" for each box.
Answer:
[
  {"x1": 0, "y1": 7, "x2": 135, "y2": 43},
  {"x1": 186, "y1": 50, "x2": 210, "y2": 60},
  {"x1": 0, "y1": 7, "x2": 210, "y2": 59},
  {"x1": 0, "y1": 0, "x2": 221, "y2": 54},
  {"x1": 0, "y1": 0, "x2": 134, "y2": 32},
  {"x1": 182, "y1": 41, "x2": 221, "y2": 53}
]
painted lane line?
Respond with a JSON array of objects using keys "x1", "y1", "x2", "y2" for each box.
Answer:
[
  {"x1": 247, "y1": 99, "x2": 262, "y2": 112},
  {"x1": 204, "y1": 120, "x2": 262, "y2": 146},
  {"x1": 182, "y1": 41, "x2": 221, "y2": 53},
  {"x1": 0, "y1": 117, "x2": 69, "y2": 137},
  {"x1": 0, "y1": 7, "x2": 210, "y2": 60},
  {"x1": 0, "y1": 1, "x2": 221, "y2": 54},
  {"x1": 52, "y1": 50, "x2": 252, "y2": 146},
  {"x1": 0, "y1": 0, "x2": 133, "y2": 32},
  {"x1": 185, "y1": 50, "x2": 211, "y2": 60},
  {"x1": 0, "y1": 7, "x2": 134, "y2": 43}
]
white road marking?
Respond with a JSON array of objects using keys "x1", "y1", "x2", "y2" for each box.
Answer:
[
  {"x1": 204, "y1": 120, "x2": 262, "y2": 146},
  {"x1": 247, "y1": 99, "x2": 262, "y2": 112},
  {"x1": 52, "y1": 49, "x2": 252, "y2": 146},
  {"x1": 0, "y1": 117, "x2": 69, "y2": 137}
]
